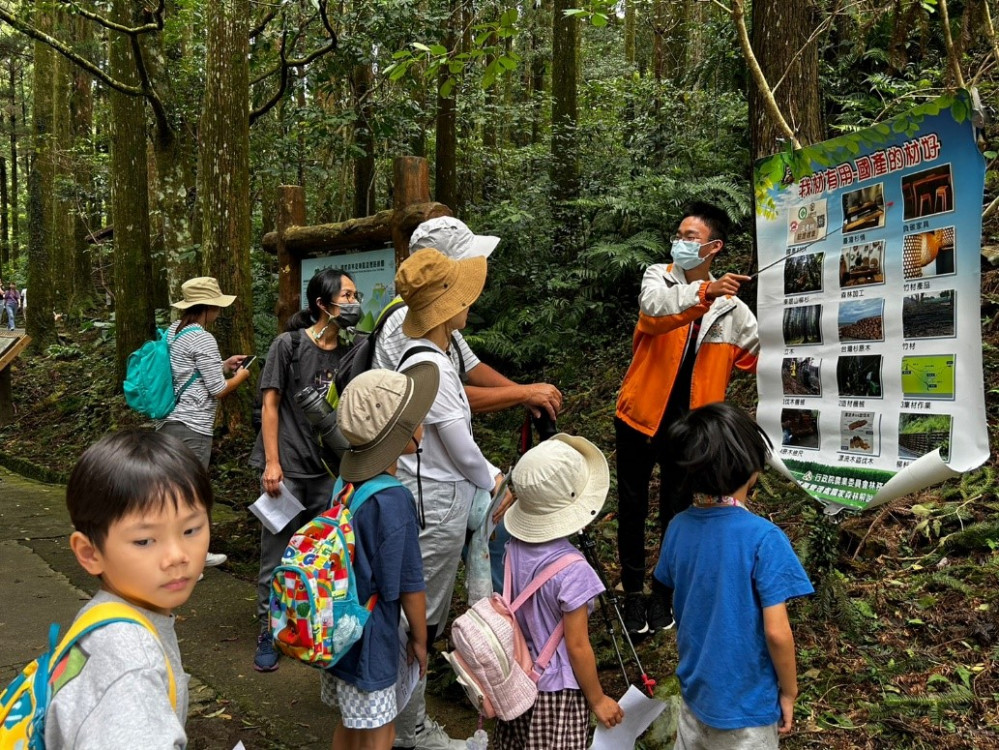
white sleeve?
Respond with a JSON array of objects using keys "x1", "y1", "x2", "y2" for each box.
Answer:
[
  {"x1": 638, "y1": 263, "x2": 704, "y2": 318},
  {"x1": 435, "y1": 420, "x2": 497, "y2": 490}
]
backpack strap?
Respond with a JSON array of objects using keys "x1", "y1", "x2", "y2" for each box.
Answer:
[
  {"x1": 450, "y1": 333, "x2": 467, "y2": 380},
  {"x1": 329, "y1": 474, "x2": 405, "y2": 612},
  {"x1": 504, "y1": 552, "x2": 586, "y2": 682},
  {"x1": 397, "y1": 344, "x2": 441, "y2": 371},
  {"x1": 166, "y1": 325, "x2": 203, "y2": 400},
  {"x1": 289, "y1": 328, "x2": 304, "y2": 388},
  {"x1": 48, "y1": 601, "x2": 177, "y2": 710}
]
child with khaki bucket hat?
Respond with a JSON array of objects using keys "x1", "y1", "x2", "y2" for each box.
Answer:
[{"x1": 390, "y1": 249, "x2": 512, "y2": 750}]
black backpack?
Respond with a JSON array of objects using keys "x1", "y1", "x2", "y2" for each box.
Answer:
[{"x1": 329, "y1": 296, "x2": 407, "y2": 406}]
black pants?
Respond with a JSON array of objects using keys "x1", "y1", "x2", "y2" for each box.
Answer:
[{"x1": 615, "y1": 414, "x2": 692, "y2": 594}]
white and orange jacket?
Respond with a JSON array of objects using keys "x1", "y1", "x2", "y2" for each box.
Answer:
[{"x1": 616, "y1": 262, "x2": 759, "y2": 437}]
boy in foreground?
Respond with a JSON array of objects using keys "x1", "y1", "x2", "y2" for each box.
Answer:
[
  {"x1": 49, "y1": 430, "x2": 212, "y2": 748},
  {"x1": 654, "y1": 403, "x2": 813, "y2": 748}
]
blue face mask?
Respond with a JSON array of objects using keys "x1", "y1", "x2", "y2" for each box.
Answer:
[{"x1": 671, "y1": 239, "x2": 711, "y2": 270}]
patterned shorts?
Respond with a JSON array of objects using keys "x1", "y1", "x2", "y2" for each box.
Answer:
[
  {"x1": 319, "y1": 671, "x2": 397, "y2": 729},
  {"x1": 494, "y1": 689, "x2": 590, "y2": 750}
]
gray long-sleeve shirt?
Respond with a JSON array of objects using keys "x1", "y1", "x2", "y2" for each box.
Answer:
[{"x1": 44, "y1": 590, "x2": 189, "y2": 749}]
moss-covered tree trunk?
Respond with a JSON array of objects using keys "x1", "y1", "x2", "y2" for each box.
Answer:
[
  {"x1": 352, "y1": 62, "x2": 376, "y2": 218},
  {"x1": 199, "y1": 0, "x2": 253, "y2": 430},
  {"x1": 70, "y1": 13, "x2": 95, "y2": 311},
  {"x1": 27, "y1": 18, "x2": 56, "y2": 350},
  {"x1": 109, "y1": 0, "x2": 156, "y2": 383},
  {"x1": 51, "y1": 16, "x2": 75, "y2": 316},
  {"x1": 8, "y1": 59, "x2": 20, "y2": 263}
]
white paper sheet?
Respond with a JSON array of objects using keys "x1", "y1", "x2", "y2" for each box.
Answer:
[
  {"x1": 231, "y1": 743, "x2": 246, "y2": 750},
  {"x1": 589, "y1": 685, "x2": 667, "y2": 750},
  {"x1": 395, "y1": 623, "x2": 421, "y2": 711},
  {"x1": 248, "y1": 483, "x2": 306, "y2": 534}
]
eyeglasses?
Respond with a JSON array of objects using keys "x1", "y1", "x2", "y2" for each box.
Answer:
[
  {"x1": 673, "y1": 234, "x2": 716, "y2": 245},
  {"x1": 337, "y1": 290, "x2": 363, "y2": 303}
]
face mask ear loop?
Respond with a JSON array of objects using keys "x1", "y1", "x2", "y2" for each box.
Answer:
[{"x1": 414, "y1": 437, "x2": 426, "y2": 530}]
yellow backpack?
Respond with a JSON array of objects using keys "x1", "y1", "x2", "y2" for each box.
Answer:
[{"x1": 0, "y1": 601, "x2": 176, "y2": 750}]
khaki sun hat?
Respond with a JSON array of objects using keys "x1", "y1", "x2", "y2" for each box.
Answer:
[
  {"x1": 336, "y1": 363, "x2": 440, "y2": 482},
  {"x1": 409, "y1": 216, "x2": 500, "y2": 260},
  {"x1": 171, "y1": 277, "x2": 236, "y2": 310},
  {"x1": 503, "y1": 434, "x2": 609, "y2": 544},
  {"x1": 395, "y1": 249, "x2": 487, "y2": 339}
]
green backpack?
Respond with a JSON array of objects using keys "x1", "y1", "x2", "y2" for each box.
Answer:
[{"x1": 123, "y1": 327, "x2": 201, "y2": 419}]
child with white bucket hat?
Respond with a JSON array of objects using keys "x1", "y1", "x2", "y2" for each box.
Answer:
[{"x1": 494, "y1": 434, "x2": 624, "y2": 749}]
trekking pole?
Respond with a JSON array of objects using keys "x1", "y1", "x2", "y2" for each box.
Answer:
[
  {"x1": 577, "y1": 530, "x2": 656, "y2": 697},
  {"x1": 580, "y1": 541, "x2": 630, "y2": 687}
]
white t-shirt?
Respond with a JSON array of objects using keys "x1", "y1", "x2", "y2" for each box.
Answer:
[{"x1": 396, "y1": 340, "x2": 496, "y2": 487}]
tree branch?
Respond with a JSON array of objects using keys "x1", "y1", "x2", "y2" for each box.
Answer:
[
  {"x1": 937, "y1": 0, "x2": 966, "y2": 89},
  {"x1": 0, "y1": 6, "x2": 145, "y2": 96},
  {"x1": 730, "y1": 0, "x2": 801, "y2": 149},
  {"x1": 250, "y1": 7, "x2": 279, "y2": 39},
  {"x1": 57, "y1": 0, "x2": 164, "y2": 36},
  {"x1": 249, "y1": 0, "x2": 337, "y2": 125},
  {"x1": 130, "y1": 33, "x2": 170, "y2": 137}
]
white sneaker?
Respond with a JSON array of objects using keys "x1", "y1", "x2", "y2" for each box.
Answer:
[
  {"x1": 413, "y1": 718, "x2": 466, "y2": 750},
  {"x1": 205, "y1": 552, "x2": 228, "y2": 567}
]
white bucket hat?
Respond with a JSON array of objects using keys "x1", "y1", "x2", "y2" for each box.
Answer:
[
  {"x1": 504, "y1": 434, "x2": 609, "y2": 544},
  {"x1": 409, "y1": 216, "x2": 500, "y2": 260}
]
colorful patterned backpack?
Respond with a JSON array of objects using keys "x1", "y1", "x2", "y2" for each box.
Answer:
[
  {"x1": 0, "y1": 601, "x2": 176, "y2": 750},
  {"x1": 269, "y1": 474, "x2": 402, "y2": 668}
]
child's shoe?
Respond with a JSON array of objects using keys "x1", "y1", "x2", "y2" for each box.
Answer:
[
  {"x1": 413, "y1": 718, "x2": 466, "y2": 750},
  {"x1": 253, "y1": 631, "x2": 280, "y2": 672}
]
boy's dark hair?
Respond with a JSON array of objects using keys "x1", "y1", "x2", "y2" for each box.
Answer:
[
  {"x1": 683, "y1": 201, "x2": 731, "y2": 245},
  {"x1": 667, "y1": 402, "x2": 771, "y2": 496},
  {"x1": 67, "y1": 429, "x2": 213, "y2": 551}
]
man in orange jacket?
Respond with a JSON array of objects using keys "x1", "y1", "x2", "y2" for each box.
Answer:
[{"x1": 615, "y1": 202, "x2": 759, "y2": 636}]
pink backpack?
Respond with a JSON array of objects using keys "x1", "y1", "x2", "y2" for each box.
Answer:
[{"x1": 444, "y1": 553, "x2": 583, "y2": 720}]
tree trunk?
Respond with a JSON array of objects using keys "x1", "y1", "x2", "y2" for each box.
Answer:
[
  {"x1": 109, "y1": 0, "x2": 156, "y2": 383},
  {"x1": 0, "y1": 157, "x2": 8, "y2": 272},
  {"x1": 70, "y1": 14, "x2": 94, "y2": 309},
  {"x1": 352, "y1": 62, "x2": 376, "y2": 218},
  {"x1": 27, "y1": 22, "x2": 57, "y2": 349},
  {"x1": 550, "y1": 0, "x2": 579, "y2": 260},
  {"x1": 8, "y1": 61, "x2": 19, "y2": 262},
  {"x1": 434, "y1": 0, "x2": 460, "y2": 212},
  {"x1": 199, "y1": 0, "x2": 253, "y2": 430},
  {"x1": 51, "y1": 19, "x2": 75, "y2": 314},
  {"x1": 748, "y1": 0, "x2": 824, "y2": 158}
]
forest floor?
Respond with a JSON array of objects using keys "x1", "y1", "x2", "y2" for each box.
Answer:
[{"x1": 1, "y1": 268, "x2": 998, "y2": 748}]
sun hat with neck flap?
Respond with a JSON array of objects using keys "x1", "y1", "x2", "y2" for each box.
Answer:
[
  {"x1": 171, "y1": 277, "x2": 236, "y2": 310},
  {"x1": 503, "y1": 434, "x2": 609, "y2": 544},
  {"x1": 336, "y1": 362, "x2": 440, "y2": 482},
  {"x1": 395, "y1": 248, "x2": 487, "y2": 339}
]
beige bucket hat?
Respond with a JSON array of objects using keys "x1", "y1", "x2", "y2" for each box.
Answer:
[
  {"x1": 395, "y1": 249, "x2": 487, "y2": 338},
  {"x1": 336, "y1": 363, "x2": 440, "y2": 482},
  {"x1": 171, "y1": 277, "x2": 236, "y2": 310},
  {"x1": 504, "y1": 434, "x2": 609, "y2": 544}
]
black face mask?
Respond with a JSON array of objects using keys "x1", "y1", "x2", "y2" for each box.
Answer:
[{"x1": 333, "y1": 302, "x2": 362, "y2": 330}]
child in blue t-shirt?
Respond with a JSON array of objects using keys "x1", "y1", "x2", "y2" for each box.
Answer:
[
  {"x1": 654, "y1": 402, "x2": 814, "y2": 749},
  {"x1": 319, "y1": 363, "x2": 440, "y2": 750}
]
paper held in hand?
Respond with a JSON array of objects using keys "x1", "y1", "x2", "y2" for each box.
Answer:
[
  {"x1": 248, "y1": 483, "x2": 307, "y2": 534},
  {"x1": 589, "y1": 685, "x2": 667, "y2": 750}
]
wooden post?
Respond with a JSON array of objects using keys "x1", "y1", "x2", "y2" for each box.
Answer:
[
  {"x1": 391, "y1": 157, "x2": 436, "y2": 267},
  {"x1": 275, "y1": 185, "x2": 306, "y2": 332}
]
